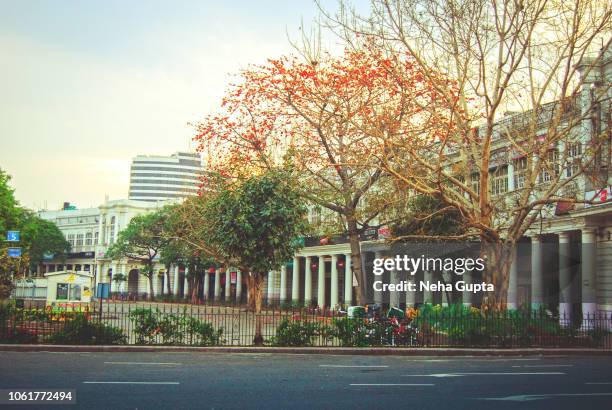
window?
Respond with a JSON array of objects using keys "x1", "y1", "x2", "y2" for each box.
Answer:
[
  {"x1": 57, "y1": 283, "x2": 69, "y2": 300},
  {"x1": 489, "y1": 166, "x2": 508, "y2": 196},
  {"x1": 94, "y1": 231, "x2": 99, "y2": 245},
  {"x1": 540, "y1": 149, "x2": 559, "y2": 183},
  {"x1": 566, "y1": 142, "x2": 582, "y2": 177},
  {"x1": 85, "y1": 232, "x2": 92, "y2": 246},
  {"x1": 69, "y1": 284, "x2": 81, "y2": 301},
  {"x1": 470, "y1": 173, "x2": 480, "y2": 195},
  {"x1": 311, "y1": 208, "x2": 321, "y2": 225},
  {"x1": 110, "y1": 216, "x2": 116, "y2": 244},
  {"x1": 66, "y1": 234, "x2": 75, "y2": 247},
  {"x1": 76, "y1": 233, "x2": 83, "y2": 246},
  {"x1": 513, "y1": 157, "x2": 528, "y2": 189}
]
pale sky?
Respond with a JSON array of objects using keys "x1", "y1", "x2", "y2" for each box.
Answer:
[{"x1": 0, "y1": 0, "x2": 366, "y2": 210}]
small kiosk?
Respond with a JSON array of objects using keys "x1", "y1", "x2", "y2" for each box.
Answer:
[{"x1": 44, "y1": 271, "x2": 94, "y2": 312}]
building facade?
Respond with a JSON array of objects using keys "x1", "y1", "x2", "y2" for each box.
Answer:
[{"x1": 128, "y1": 151, "x2": 203, "y2": 202}]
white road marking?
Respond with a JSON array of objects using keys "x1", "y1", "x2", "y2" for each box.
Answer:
[
  {"x1": 104, "y1": 362, "x2": 180, "y2": 365},
  {"x1": 512, "y1": 365, "x2": 573, "y2": 368},
  {"x1": 83, "y1": 382, "x2": 180, "y2": 385},
  {"x1": 586, "y1": 382, "x2": 612, "y2": 385},
  {"x1": 350, "y1": 384, "x2": 435, "y2": 386},
  {"x1": 404, "y1": 358, "x2": 541, "y2": 362},
  {"x1": 477, "y1": 392, "x2": 612, "y2": 401},
  {"x1": 404, "y1": 372, "x2": 565, "y2": 378},
  {"x1": 320, "y1": 365, "x2": 389, "y2": 368}
]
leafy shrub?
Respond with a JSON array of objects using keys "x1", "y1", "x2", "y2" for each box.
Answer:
[
  {"x1": 182, "y1": 316, "x2": 223, "y2": 346},
  {"x1": 129, "y1": 308, "x2": 159, "y2": 344},
  {"x1": 128, "y1": 308, "x2": 223, "y2": 345},
  {"x1": 48, "y1": 314, "x2": 126, "y2": 345},
  {"x1": 332, "y1": 318, "x2": 394, "y2": 347},
  {"x1": 270, "y1": 318, "x2": 332, "y2": 347}
]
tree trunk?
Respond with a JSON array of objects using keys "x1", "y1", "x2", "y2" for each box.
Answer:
[
  {"x1": 148, "y1": 274, "x2": 155, "y2": 301},
  {"x1": 346, "y1": 216, "x2": 366, "y2": 306},
  {"x1": 252, "y1": 272, "x2": 265, "y2": 346},
  {"x1": 165, "y1": 267, "x2": 172, "y2": 295},
  {"x1": 481, "y1": 240, "x2": 513, "y2": 310}
]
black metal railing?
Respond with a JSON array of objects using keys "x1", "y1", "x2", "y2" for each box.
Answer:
[{"x1": 1, "y1": 302, "x2": 611, "y2": 349}]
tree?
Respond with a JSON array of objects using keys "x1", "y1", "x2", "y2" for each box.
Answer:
[
  {"x1": 20, "y1": 212, "x2": 70, "y2": 272},
  {"x1": 204, "y1": 171, "x2": 307, "y2": 344},
  {"x1": 193, "y1": 46, "x2": 449, "y2": 304},
  {"x1": 0, "y1": 169, "x2": 20, "y2": 236},
  {"x1": 106, "y1": 209, "x2": 171, "y2": 300},
  {"x1": 319, "y1": 0, "x2": 611, "y2": 307}
]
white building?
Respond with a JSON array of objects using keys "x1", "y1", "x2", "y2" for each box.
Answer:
[
  {"x1": 36, "y1": 199, "x2": 186, "y2": 299},
  {"x1": 128, "y1": 151, "x2": 203, "y2": 202}
]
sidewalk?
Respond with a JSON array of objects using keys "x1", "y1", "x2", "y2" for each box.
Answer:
[{"x1": 1, "y1": 344, "x2": 611, "y2": 356}]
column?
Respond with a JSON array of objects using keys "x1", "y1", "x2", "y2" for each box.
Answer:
[
  {"x1": 203, "y1": 269, "x2": 210, "y2": 301},
  {"x1": 225, "y1": 268, "x2": 231, "y2": 301},
  {"x1": 292, "y1": 257, "x2": 300, "y2": 304},
  {"x1": 405, "y1": 272, "x2": 416, "y2": 307},
  {"x1": 111, "y1": 263, "x2": 117, "y2": 293},
  {"x1": 389, "y1": 267, "x2": 399, "y2": 307},
  {"x1": 330, "y1": 254, "x2": 338, "y2": 309},
  {"x1": 581, "y1": 228, "x2": 597, "y2": 326},
  {"x1": 304, "y1": 256, "x2": 312, "y2": 305},
  {"x1": 374, "y1": 251, "x2": 384, "y2": 305},
  {"x1": 424, "y1": 271, "x2": 434, "y2": 304},
  {"x1": 152, "y1": 269, "x2": 159, "y2": 298},
  {"x1": 267, "y1": 270, "x2": 275, "y2": 304},
  {"x1": 280, "y1": 265, "x2": 287, "y2": 304},
  {"x1": 463, "y1": 269, "x2": 473, "y2": 306},
  {"x1": 531, "y1": 235, "x2": 544, "y2": 309},
  {"x1": 172, "y1": 265, "x2": 179, "y2": 296},
  {"x1": 344, "y1": 254, "x2": 352, "y2": 306},
  {"x1": 507, "y1": 246, "x2": 519, "y2": 310},
  {"x1": 317, "y1": 256, "x2": 326, "y2": 308},
  {"x1": 184, "y1": 267, "x2": 190, "y2": 298},
  {"x1": 214, "y1": 268, "x2": 221, "y2": 300},
  {"x1": 558, "y1": 232, "x2": 572, "y2": 325},
  {"x1": 236, "y1": 270, "x2": 242, "y2": 302}
]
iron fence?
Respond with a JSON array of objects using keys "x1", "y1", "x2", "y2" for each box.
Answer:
[{"x1": 1, "y1": 302, "x2": 611, "y2": 349}]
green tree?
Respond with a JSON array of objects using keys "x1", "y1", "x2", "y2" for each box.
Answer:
[
  {"x1": 206, "y1": 171, "x2": 307, "y2": 344},
  {"x1": 0, "y1": 169, "x2": 20, "y2": 235},
  {"x1": 106, "y1": 208, "x2": 171, "y2": 300},
  {"x1": 20, "y1": 212, "x2": 70, "y2": 271},
  {"x1": 0, "y1": 168, "x2": 27, "y2": 298}
]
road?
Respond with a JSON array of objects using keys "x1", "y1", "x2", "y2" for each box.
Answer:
[{"x1": 0, "y1": 352, "x2": 611, "y2": 409}]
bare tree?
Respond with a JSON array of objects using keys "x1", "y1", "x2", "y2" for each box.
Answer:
[{"x1": 318, "y1": 0, "x2": 611, "y2": 307}]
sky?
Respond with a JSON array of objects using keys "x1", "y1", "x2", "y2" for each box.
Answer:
[{"x1": 0, "y1": 0, "x2": 369, "y2": 210}]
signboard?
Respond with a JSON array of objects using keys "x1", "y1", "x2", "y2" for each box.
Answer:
[
  {"x1": 6, "y1": 231, "x2": 20, "y2": 242},
  {"x1": 230, "y1": 272, "x2": 237, "y2": 284},
  {"x1": 96, "y1": 283, "x2": 110, "y2": 299},
  {"x1": 585, "y1": 186, "x2": 611, "y2": 208},
  {"x1": 360, "y1": 228, "x2": 378, "y2": 241},
  {"x1": 43, "y1": 252, "x2": 54, "y2": 261},
  {"x1": 8, "y1": 247, "x2": 22, "y2": 257},
  {"x1": 378, "y1": 226, "x2": 391, "y2": 239}
]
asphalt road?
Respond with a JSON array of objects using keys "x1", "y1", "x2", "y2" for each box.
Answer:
[{"x1": 0, "y1": 352, "x2": 611, "y2": 409}]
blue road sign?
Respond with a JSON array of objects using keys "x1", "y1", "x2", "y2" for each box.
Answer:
[
  {"x1": 96, "y1": 283, "x2": 110, "y2": 299},
  {"x1": 6, "y1": 231, "x2": 20, "y2": 242},
  {"x1": 8, "y1": 247, "x2": 22, "y2": 257}
]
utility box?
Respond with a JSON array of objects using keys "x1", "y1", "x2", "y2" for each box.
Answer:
[{"x1": 44, "y1": 271, "x2": 94, "y2": 312}]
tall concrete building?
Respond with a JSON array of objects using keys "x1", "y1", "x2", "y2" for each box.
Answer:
[{"x1": 128, "y1": 151, "x2": 203, "y2": 202}]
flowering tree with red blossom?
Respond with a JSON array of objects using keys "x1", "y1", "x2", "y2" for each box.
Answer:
[{"x1": 193, "y1": 45, "x2": 453, "y2": 305}]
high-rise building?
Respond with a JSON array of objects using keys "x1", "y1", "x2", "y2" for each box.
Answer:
[{"x1": 128, "y1": 151, "x2": 203, "y2": 202}]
